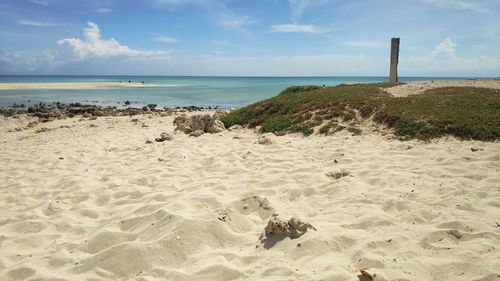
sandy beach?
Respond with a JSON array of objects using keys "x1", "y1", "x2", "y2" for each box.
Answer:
[
  {"x1": 0, "y1": 82, "x2": 155, "y2": 90},
  {"x1": 0, "y1": 111, "x2": 499, "y2": 281},
  {"x1": 2, "y1": 0, "x2": 499, "y2": 279},
  {"x1": 386, "y1": 79, "x2": 500, "y2": 97}
]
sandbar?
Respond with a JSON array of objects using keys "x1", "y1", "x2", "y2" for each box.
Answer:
[{"x1": 0, "y1": 82, "x2": 156, "y2": 90}]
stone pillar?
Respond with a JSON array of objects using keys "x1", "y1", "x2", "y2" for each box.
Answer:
[{"x1": 389, "y1": 37, "x2": 400, "y2": 83}]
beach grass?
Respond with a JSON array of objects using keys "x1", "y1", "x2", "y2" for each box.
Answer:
[{"x1": 220, "y1": 84, "x2": 500, "y2": 141}]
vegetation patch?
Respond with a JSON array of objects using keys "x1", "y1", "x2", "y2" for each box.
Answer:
[
  {"x1": 347, "y1": 127, "x2": 363, "y2": 136},
  {"x1": 318, "y1": 121, "x2": 345, "y2": 136},
  {"x1": 220, "y1": 84, "x2": 500, "y2": 141}
]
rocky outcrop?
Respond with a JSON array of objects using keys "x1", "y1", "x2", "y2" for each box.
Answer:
[
  {"x1": 191, "y1": 115, "x2": 214, "y2": 132},
  {"x1": 173, "y1": 113, "x2": 226, "y2": 136},
  {"x1": 0, "y1": 102, "x2": 218, "y2": 119},
  {"x1": 262, "y1": 215, "x2": 316, "y2": 240},
  {"x1": 207, "y1": 119, "x2": 225, "y2": 133},
  {"x1": 173, "y1": 115, "x2": 191, "y2": 133}
]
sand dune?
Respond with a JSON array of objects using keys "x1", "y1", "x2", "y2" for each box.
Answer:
[
  {"x1": 0, "y1": 113, "x2": 499, "y2": 280},
  {"x1": 0, "y1": 82, "x2": 156, "y2": 90}
]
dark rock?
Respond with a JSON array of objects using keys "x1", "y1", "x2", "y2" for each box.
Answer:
[
  {"x1": 39, "y1": 117, "x2": 55, "y2": 123},
  {"x1": 155, "y1": 132, "x2": 173, "y2": 142},
  {"x1": 27, "y1": 121, "x2": 38, "y2": 128},
  {"x1": 94, "y1": 110, "x2": 105, "y2": 116},
  {"x1": 326, "y1": 171, "x2": 350, "y2": 179},
  {"x1": 35, "y1": 127, "x2": 51, "y2": 133},
  {"x1": 1, "y1": 102, "x2": 206, "y2": 119},
  {"x1": 447, "y1": 230, "x2": 462, "y2": 239}
]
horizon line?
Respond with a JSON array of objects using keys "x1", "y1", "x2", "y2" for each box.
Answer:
[{"x1": 1, "y1": 75, "x2": 498, "y2": 79}]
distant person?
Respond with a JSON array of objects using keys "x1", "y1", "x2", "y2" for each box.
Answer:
[
  {"x1": 142, "y1": 81, "x2": 144, "y2": 84},
  {"x1": 128, "y1": 80, "x2": 131, "y2": 83}
]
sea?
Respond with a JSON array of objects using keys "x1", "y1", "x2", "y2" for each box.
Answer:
[{"x1": 0, "y1": 76, "x2": 474, "y2": 109}]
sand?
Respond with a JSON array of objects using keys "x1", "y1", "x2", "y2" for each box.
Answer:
[
  {"x1": 0, "y1": 113, "x2": 499, "y2": 281},
  {"x1": 386, "y1": 79, "x2": 500, "y2": 97},
  {"x1": 0, "y1": 82, "x2": 155, "y2": 90}
]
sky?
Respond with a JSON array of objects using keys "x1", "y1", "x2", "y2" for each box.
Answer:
[{"x1": 0, "y1": 0, "x2": 499, "y2": 76}]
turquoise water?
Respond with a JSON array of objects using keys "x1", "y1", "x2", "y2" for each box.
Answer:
[{"x1": 0, "y1": 76, "x2": 472, "y2": 108}]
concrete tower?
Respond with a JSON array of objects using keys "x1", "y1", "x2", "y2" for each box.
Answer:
[{"x1": 389, "y1": 37, "x2": 400, "y2": 83}]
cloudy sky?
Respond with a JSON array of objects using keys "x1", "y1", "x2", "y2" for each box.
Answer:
[{"x1": 0, "y1": 0, "x2": 499, "y2": 76}]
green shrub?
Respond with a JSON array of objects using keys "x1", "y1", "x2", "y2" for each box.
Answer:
[{"x1": 220, "y1": 84, "x2": 500, "y2": 141}]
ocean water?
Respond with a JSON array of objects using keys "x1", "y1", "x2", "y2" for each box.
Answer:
[{"x1": 0, "y1": 76, "x2": 472, "y2": 108}]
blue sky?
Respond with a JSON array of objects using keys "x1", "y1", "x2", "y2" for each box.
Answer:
[{"x1": 0, "y1": 0, "x2": 499, "y2": 76}]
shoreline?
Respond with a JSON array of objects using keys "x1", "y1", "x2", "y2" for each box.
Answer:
[
  {"x1": 0, "y1": 102, "x2": 220, "y2": 121},
  {"x1": 1, "y1": 79, "x2": 499, "y2": 139},
  {"x1": 0, "y1": 79, "x2": 498, "y2": 111}
]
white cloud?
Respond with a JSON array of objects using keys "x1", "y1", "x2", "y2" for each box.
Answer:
[
  {"x1": 288, "y1": 0, "x2": 310, "y2": 22},
  {"x1": 287, "y1": 0, "x2": 330, "y2": 22},
  {"x1": 154, "y1": 0, "x2": 254, "y2": 34},
  {"x1": 29, "y1": 0, "x2": 48, "y2": 6},
  {"x1": 58, "y1": 22, "x2": 169, "y2": 60},
  {"x1": 0, "y1": 49, "x2": 62, "y2": 74},
  {"x1": 271, "y1": 24, "x2": 330, "y2": 34},
  {"x1": 154, "y1": 0, "x2": 208, "y2": 6},
  {"x1": 401, "y1": 38, "x2": 500, "y2": 76},
  {"x1": 422, "y1": 0, "x2": 492, "y2": 13},
  {"x1": 153, "y1": 34, "x2": 178, "y2": 43},
  {"x1": 219, "y1": 15, "x2": 256, "y2": 29},
  {"x1": 153, "y1": 53, "x2": 381, "y2": 76},
  {"x1": 343, "y1": 41, "x2": 386, "y2": 48},
  {"x1": 97, "y1": 8, "x2": 111, "y2": 13},
  {"x1": 431, "y1": 38, "x2": 456, "y2": 56},
  {"x1": 18, "y1": 20, "x2": 55, "y2": 27}
]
